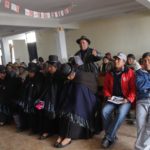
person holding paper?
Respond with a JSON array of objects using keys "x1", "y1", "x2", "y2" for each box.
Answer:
[
  {"x1": 75, "y1": 35, "x2": 102, "y2": 73},
  {"x1": 101, "y1": 52, "x2": 136, "y2": 148}
]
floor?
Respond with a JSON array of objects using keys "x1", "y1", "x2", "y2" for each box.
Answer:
[{"x1": 0, "y1": 123, "x2": 136, "y2": 150}]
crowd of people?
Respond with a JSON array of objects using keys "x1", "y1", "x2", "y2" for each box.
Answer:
[{"x1": 0, "y1": 35, "x2": 149, "y2": 149}]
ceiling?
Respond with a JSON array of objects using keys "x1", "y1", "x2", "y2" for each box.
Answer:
[
  {"x1": 0, "y1": 25, "x2": 41, "y2": 37},
  {"x1": 0, "y1": 0, "x2": 149, "y2": 37}
]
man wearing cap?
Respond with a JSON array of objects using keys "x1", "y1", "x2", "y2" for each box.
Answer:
[
  {"x1": 101, "y1": 52, "x2": 136, "y2": 148},
  {"x1": 75, "y1": 35, "x2": 102, "y2": 73},
  {"x1": 135, "y1": 52, "x2": 150, "y2": 150}
]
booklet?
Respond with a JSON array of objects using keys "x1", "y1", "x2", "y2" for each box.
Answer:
[{"x1": 108, "y1": 96, "x2": 124, "y2": 104}]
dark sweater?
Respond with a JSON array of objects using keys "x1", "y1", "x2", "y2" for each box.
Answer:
[{"x1": 112, "y1": 71, "x2": 124, "y2": 97}]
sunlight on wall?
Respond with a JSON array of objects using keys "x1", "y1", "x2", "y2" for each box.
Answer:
[{"x1": 26, "y1": 32, "x2": 36, "y2": 43}]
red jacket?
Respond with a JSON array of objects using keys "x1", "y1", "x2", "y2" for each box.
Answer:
[{"x1": 103, "y1": 67, "x2": 136, "y2": 103}]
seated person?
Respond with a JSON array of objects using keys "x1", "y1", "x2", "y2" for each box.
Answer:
[
  {"x1": 101, "y1": 52, "x2": 136, "y2": 148},
  {"x1": 135, "y1": 52, "x2": 150, "y2": 150},
  {"x1": 126, "y1": 53, "x2": 141, "y2": 124},
  {"x1": 126, "y1": 54, "x2": 141, "y2": 71},
  {"x1": 54, "y1": 63, "x2": 100, "y2": 148},
  {"x1": 99, "y1": 56, "x2": 114, "y2": 75}
]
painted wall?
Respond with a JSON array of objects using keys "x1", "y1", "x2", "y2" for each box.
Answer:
[
  {"x1": 36, "y1": 29, "x2": 58, "y2": 62},
  {"x1": 13, "y1": 40, "x2": 29, "y2": 63},
  {"x1": 2, "y1": 33, "x2": 27, "y2": 64},
  {"x1": 3, "y1": 11, "x2": 150, "y2": 64},
  {"x1": 65, "y1": 11, "x2": 150, "y2": 60},
  {"x1": 36, "y1": 28, "x2": 68, "y2": 62}
]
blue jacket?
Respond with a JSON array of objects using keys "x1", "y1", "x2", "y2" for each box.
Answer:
[{"x1": 136, "y1": 69, "x2": 150, "y2": 100}]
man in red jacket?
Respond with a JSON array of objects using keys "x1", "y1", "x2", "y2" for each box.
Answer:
[{"x1": 101, "y1": 52, "x2": 136, "y2": 148}]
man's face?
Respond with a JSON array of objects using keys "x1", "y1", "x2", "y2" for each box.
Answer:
[
  {"x1": 48, "y1": 65, "x2": 57, "y2": 74},
  {"x1": 0, "y1": 72, "x2": 6, "y2": 80},
  {"x1": 143, "y1": 56, "x2": 150, "y2": 71},
  {"x1": 127, "y1": 57, "x2": 134, "y2": 65},
  {"x1": 79, "y1": 40, "x2": 89, "y2": 50},
  {"x1": 114, "y1": 57, "x2": 125, "y2": 70}
]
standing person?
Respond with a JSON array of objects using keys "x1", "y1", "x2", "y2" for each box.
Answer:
[
  {"x1": 17, "y1": 63, "x2": 45, "y2": 133},
  {"x1": 75, "y1": 35, "x2": 102, "y2": 73},
  {"x1": 38, "y1": 55, "x2": 63, "y2": 140},
  {"x1": 135, "y1": 52, "x2": 150, "y2": 150},
  {"x1": 54, "y1": 63, "x2": 99, "y2": 148},
  {"x1": 101, "y1": 52, "x2": 136, "y2": 148}
]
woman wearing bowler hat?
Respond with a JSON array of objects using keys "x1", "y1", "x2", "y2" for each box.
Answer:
[
  {"x1": 54, "y1": 63, "x2": 99, "y2": 148},
  {"x1": 38, "y1": 55, "x2": 63, "y2": 140}
]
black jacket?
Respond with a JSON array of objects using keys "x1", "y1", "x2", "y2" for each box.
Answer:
[
  {"x1": 18, "y1": 72, "x2": 45, "y2": 113},
  {"x1": 0, "y1": 75, "x2": 22, "y2": 105},
  {"x1": 75, "y1": 48, "x2": 102, "y2": 73}
]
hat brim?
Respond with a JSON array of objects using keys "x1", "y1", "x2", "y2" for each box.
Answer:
[
  {"x1": 113, "y1": 56, "x2": 119, "y2": 59},
  {"x1": 61, "y1": 63, "x2": 73, "y2": 77},
  {"x1": 47, "y1": 61, "x2": 58, "y2": 64},
  {"x1": 113, "y1": 56, "x2": 126, "y2": 61},
  {"x1": 76, "y1": 38, "x2": 91, "y2": 45}
]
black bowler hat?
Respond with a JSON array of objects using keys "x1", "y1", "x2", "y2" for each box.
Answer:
[
  {"x1": 0, "y1": 65, "x2": 6, "y2": 73},
  {"x1": 60, "y1": 63, "x2": 73, "y2": 77},
  {"x1": 48, "y1": 55, "x2": 59, "y2": 63},
  {"x1": 76, "y1": 35, "x2": 91, "y2": 45},
  {"x1": 28, "y1": 63, "x2": 39, "y2": 73}
]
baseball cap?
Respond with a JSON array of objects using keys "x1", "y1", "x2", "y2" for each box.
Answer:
[{"x1": 114, "y1": 52, "x2": 127, "y2": 62}]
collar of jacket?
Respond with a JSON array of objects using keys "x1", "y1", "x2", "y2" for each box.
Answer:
[
  {"x1": 110, "y1": 66, "x2": 129, "y2": 75},
  {"x1": 140, "y1": 68, "x2": 150, "y2": 74}
]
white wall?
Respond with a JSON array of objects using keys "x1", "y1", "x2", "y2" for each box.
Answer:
[
  {"x1": 3, "y1": 11, "x2": 150, "y2": 64},
  {"x1": 13, "y1": 40, "x2": 29, "y2": 63},
  {"x1": 36, "y1": 29, "x2": 58, "y2": 61},
  {"x1": 65, "y1": 11, "x2": 150, "y2": 59},
  {"x1": 2, "y1": 33, "x2": 27, "y2": 64}
]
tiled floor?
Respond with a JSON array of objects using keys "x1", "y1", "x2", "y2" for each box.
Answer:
[{"x1": 0, "y1": 123, "x2": 136, "y2": 150}]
